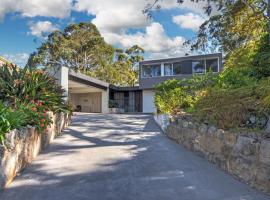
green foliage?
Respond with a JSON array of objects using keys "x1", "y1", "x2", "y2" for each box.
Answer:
[
  {"x1": 20, "y1": 101, "x2": 52, "y2": 133},
  {"x1": 193, "y1": 86, "x2": 259, "y2": 129},
  {"x1": 0, "y1": 64, "x2": 69, "y2": 113},
  {"x1": 189, "y1": 0, "x2": 267, "y2": 53},
  {"x1": 218, "y1": 67, "x2": 257, "y2": 88},
  {"x1": 251, "y1": 33, "x2": 270, "y2": 78},
  {"x1": 255, "y1": 77, "x2": 270, "y2": 112},
  {"x1": 154, "y1": 79, "x2": 193, "y2": 114},
  {"x1": 28, "y1": 22, "x2": 114, "y2": 71},
  {"x1": 28, "y1": 22, "x2": 144, "y2": 86},
  {"x1": 0, "y1": 64, "x2": 70, "y2": 144},
  {"x1": 0, "y1": 102, "x2": 28, "y2": 144},
  {"x1": 154, "y1": 73, "x2": 219, "y2": 114}
]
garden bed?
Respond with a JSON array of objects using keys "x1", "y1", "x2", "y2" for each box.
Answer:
[{"x1": 0, "y1": 112, "x2": 70, "y2": 189}]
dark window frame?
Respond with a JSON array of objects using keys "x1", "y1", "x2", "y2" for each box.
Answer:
[{"x1": 141, "y1": 64, "x2": 161, "y2": 78}]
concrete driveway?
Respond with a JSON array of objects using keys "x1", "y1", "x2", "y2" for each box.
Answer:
[{"x1": 0, "y1": 113, "x2": 269, "y2": 200}]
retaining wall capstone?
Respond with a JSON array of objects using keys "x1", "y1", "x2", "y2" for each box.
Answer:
[
  {"x1": 165, "y1": 116, "x2": 270, "y2": 194},
  {"x1": 0, "y1": 112, "x2": 70, "y2": 189}
]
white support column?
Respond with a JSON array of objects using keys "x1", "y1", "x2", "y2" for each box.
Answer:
[
  {"x1": 101, "y1": 90, "x2": 109, "y2": 113},
  {"x1": 161, "y1": 62, "x2": 164, "y2": 76}
]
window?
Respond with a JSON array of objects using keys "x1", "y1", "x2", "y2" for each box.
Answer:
[
  {"x1": 164, "y1": 63, "x2": 173, "y2": 76},
  {"x1": 142, "y1": 65, "x2": 161, "y2": 77},
  {"x1": 192, "y1": 60, "x2": 205, "y2": 74},
  {"x1": 173, "y1": 62, "x2": 182, "y2": 75},
  {"x1": 206, "y1": 58, "x2": 218, "y2": 72},
  {"x1": 152, "y1": 65, "x2": 161, "y2": 77},
  {"x1": 142, "y1": 65, "x2": 152, "y2": 77}
]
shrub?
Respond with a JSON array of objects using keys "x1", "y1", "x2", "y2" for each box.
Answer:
[
  {"x1": 154, "y1": 73, "x2": 219, "y2": 115},
  {"x1": 0, "y1": 64, "x2": 69, "y2": 113},
  {"x1": 0, "y1": 64, "x2": 71, "y2": 144},
  {"x1": 154, "y1": 79, "x2": 193, "y2": 114},
  {"x1": 21, "y1": 101, "x2": 52, "y2": 133},
  {"x1": 218, "y1": 67, "x2": 257, "y2": 89},
  {"x1": 193, "y1": 87, "x2": 258, "y2": 129},
  {"x1": 0, "y1": 102, "x2": 28, "y2": 144},
  {"x1": 192, "y1": 80, "x2": 270, "y2": 130}
]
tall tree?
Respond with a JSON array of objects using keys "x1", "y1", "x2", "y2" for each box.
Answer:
[
  {"x1": 89, "y1": 45, "x2": 144, "y2": 86},
  {"x1": 27, "y1": 22, "x2": 114, "y2": 71},
  {"x1": 27, "y1": 22, "x2": 144, "y2": 86}
]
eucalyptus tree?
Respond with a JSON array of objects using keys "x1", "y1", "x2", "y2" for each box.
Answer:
[
  {"x1": 27, "y1": 22, "x2": 114, "y2": 71},
  {"x1": 27, "y1": 22, "x2": 145, "y2": 86}
]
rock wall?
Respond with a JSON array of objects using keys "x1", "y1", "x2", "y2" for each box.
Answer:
[
  {"x1": 0, "y1": 112, "x2": 70, "y2": 189},
  {"x1": 154, "y1": 114, "x2": 170, "y2": 131},
  {"x1": 165, "y1": 116, "x2": 270, "y2": 194}
]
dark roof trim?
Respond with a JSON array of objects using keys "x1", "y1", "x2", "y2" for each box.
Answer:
[
  {"x1": 69, "y1": 70, "x2": 109, "y2": 90},
  {"x1": 109, "y1": 85, "x2": 141, "y2": 91},
  {"x1": 140, "y1": 53, "x2": 222, "y2": 65}
]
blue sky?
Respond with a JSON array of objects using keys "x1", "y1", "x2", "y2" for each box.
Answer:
[{"x1": 0, "y1": 0, "x2": 208, "y2": 66}]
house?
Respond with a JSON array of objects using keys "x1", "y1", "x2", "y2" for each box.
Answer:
[
  {"x1": 53, "y1": 53, "x2": 222, "y2": 113},
  {"x1": 139, "y1": 53, "x2": 222, "y2": 113}
]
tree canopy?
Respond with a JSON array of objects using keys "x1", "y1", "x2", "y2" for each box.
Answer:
[{"x1": 27, "y1": 22, "x2": 144, "y2": 86}]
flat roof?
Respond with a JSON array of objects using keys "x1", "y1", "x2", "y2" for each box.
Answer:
[
  {"x1": 69, "y1": 70, "x2": 110, "y2": 90},
  {"x1": 140, "y1": 53, "x2": 222, "y2": 65}
]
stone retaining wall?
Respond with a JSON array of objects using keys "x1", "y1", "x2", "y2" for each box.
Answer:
[
  {"x1": 0, "y1": 112, "x2": 70, "y2": 189},
  {"x1": 154, "y1": 114, "x2": 170, "y2": 131},
  {"x1": 165, "y1": 116, "x2": 270, "y2": 193}
]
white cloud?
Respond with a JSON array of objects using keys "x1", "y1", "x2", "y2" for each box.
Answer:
[
  {"x1": 0, "y1": 0, "x2": 72, "y2": 20},
  {"x1": 28, "y1": 21, "x2": 59, "y2": 38},
  {"x1": 74, "y1": 0, "x2": 152, "y2": 34},
  {"x1": 173, "y1": 13, "x2": 205, "y2": 31},
  {"x1": 104, "y1": 22, "x2": 188, "y2": 58},
  {"x1": 73, "y1": 0, "x2": 192, "y2": 58},
  {"x1": 1, "y1": 53, "x2": 29, "y2": 67}
]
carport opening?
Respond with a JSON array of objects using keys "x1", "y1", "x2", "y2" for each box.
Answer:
[{"x1": 69, "y1": 80, "x2": 104, "y2": 113}]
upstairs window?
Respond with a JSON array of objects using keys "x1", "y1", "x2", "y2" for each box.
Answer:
[
  {"x1": 142, "y1": 64, "x2": 161, "y2": 77},
  {"x1": 206, "y1": 58, "x2": 219, "y2": 72},
  {"x1": 164, "y1": 63, "x2": 173, "y2": 76},
  {"x1": 173, "y1": 62, "x2": 182, "y2": 75},
  {"x1": 192, "y1": 60, "x2": 205, "y2": 74}
]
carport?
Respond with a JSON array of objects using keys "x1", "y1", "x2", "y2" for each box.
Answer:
[{"x1": 68, "y1": 71, "x2": 109, "y2": 113}]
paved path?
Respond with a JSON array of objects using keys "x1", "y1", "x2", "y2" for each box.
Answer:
[{"x1": 0, "y1": 113, "x2": 269, "y2": 200}]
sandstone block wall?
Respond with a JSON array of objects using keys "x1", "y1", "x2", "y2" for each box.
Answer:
[
  {"x1": 165, "y1": 116, "x2": 270, "y2": 193},
  {"x1": 0, "y1": 112, "x2": 70, "y2": 189}
]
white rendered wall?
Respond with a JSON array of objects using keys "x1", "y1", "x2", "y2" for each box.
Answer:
[
  {"x1": 142, "y1": 90, "x2": 156, "y2": 113},
  {"x1": 101, "y1": 90, "x2": 109, "y2": 113},
  {"x1": 46, "y1": 66, "x2": 69, "y2": 101}
]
